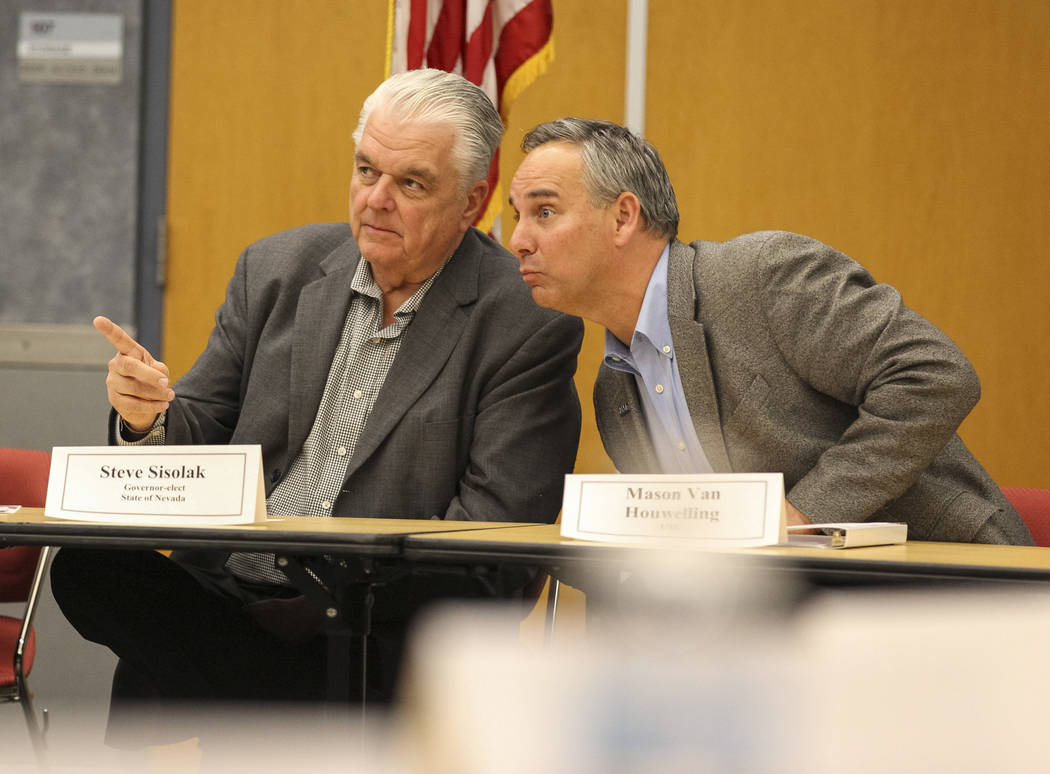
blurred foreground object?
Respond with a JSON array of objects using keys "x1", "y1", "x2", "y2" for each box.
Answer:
[{"x1": 399, "y1": 547, "x2": 1050, "y2": 773}]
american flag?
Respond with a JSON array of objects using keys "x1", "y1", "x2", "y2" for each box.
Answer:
[{"x1": 386, "y1": 0, "x2": 555, "y2": 235}]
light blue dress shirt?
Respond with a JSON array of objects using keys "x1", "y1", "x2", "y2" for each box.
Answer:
[{"x1": 603, "y1": 245, "x2": 714, "y2": 474}]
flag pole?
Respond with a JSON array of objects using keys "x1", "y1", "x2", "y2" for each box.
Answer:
[{"x1": 625, "y1": 0, "x2": 648, "y2": 136}]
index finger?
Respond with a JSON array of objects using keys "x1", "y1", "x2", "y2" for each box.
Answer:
[{"x1": 93, "y1": 315, "x2": 150, "y2": 361}]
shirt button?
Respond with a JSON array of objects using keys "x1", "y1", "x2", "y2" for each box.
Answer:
[
  {"x1": 337, "y1": 446, "x2": 347, "y2": 457},
  {"x1": 655, "y1": 384, "x2": 665, "y2": 394},
  {"x1": 678, "y1": 442, "x2": 687, "y2": 451},
  {"x1": 321, "y1": 500, "x2": 332, "y2": 510},
  {"x1": 353, "y1": 389, "x2": 363, "y2": 399},
  {"x1": 662, "y1": 345, "x2": 671, "y2": 354},
  {"x1": 370, "y1": 337, "x2": 381, "y2": 344}
]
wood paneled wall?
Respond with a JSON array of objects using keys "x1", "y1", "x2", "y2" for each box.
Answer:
[
  {"x1": 166, "y1": 0, "x2": 1049, "y2": 487},
  {"x1": 647, "y1": 0, "x2": 1050, "y2": 486},
  {"x1": 165, "y1": 0, "x2": 387, "y2": 376}
]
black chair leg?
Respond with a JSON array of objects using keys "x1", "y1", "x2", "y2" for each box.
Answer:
[{"x1": 17, "y1": 673, "x2": 48, "y2": 770}]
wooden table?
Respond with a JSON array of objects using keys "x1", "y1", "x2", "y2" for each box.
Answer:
[
  {"x1": 5, "y1": 508, "x2": 1050, "y2": 704},
  {"x1": 402, "y1": 522, "x2": 1050, "y2": 585},
  {"x1": 0, "y1": 508, "x2": 539, "y2": 708}
]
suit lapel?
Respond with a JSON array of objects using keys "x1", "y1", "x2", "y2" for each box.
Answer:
[
  {"x1": 666, "y1": 240, "x2": 733, "y2": 473},
  {"x1": 344, "y1": 231, "x2": 479, "y2": 477},
  {"x1": 596, "y1": 366, "x2": 660, "y2": 473},
  {"x1": 288, "y1": 242, "x2": 360, "y2": 459}
]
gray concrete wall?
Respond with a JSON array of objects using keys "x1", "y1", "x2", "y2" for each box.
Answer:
[
  {"x1": 1, "y1": 0, "x2": 147, "y2": 765},
  {"x1": 0, "y1": 0, "x2": 142, "y2": 328}
]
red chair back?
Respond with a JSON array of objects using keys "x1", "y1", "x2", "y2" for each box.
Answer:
[
  {"x1": 0, "y1": 448, "x2": 50, "y2": 602},
  {"x1": 1002, "y1": 487, "x2": 1050, "y2": 548}
]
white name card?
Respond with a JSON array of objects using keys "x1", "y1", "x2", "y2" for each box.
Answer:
[
  {"x1": 561, "y1": 473, "x2": 786, "y2": 547},
  {"x1": 45, "y1": 445, "x2": 266, "y2": 525}
]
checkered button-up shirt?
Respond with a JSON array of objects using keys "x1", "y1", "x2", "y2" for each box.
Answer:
[{"x1": 222, "y1": 258, "x2": 443, "y2": 585}]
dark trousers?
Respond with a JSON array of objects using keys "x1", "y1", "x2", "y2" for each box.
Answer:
[{"x1": 49, "y1": 548, "x2": 411, "y2": 747}]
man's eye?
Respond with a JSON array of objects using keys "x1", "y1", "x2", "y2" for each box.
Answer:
[
  {"x1": 539, "y1": 207, "x2": 554, "y2": 219},
  {"x1": 403, "y1": 179, "x2": 423, "y2": 190},
  {"x1": 357, "y1": 166, "x2": 376, "y2": 178}
]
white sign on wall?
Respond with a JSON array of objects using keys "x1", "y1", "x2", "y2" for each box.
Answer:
[{"x1": 18, "y1": 12, "x2": 124, "y2": 84}]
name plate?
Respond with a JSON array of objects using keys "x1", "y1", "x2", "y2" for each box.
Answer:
[
  {"x1": 561, "y1": 473, "x2": 786, "y2": 547},
  {"x1": 45, "y1": 445, "x2": 266, "y2": 525}
]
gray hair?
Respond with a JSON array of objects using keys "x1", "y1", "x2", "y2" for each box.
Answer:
[
  {"x1": 353, "y1": 69, "x2": 503, "y2": 188},
  {"x1": 522, "y1": 118, "x2": 679, "y2": 239}
]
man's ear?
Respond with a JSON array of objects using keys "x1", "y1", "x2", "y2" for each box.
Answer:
[
  {"x1": 461, "y1": 180, "x2": 490, "y2": 228},
  {"x1": 611, "y1": 191, "x2": 644, "y2": 246}
]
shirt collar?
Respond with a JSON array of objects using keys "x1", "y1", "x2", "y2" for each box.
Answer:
[
  {"x1": 350, "y1": 258, "x2": 445, "y2": 318},
  {"x1": 604, "y1": 243, "x2": 673, "y2": 366}
]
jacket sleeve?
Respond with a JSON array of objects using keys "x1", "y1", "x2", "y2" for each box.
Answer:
[
  {"x1": 163, "y1": 246, "x2": 253, "y2": 446},
  {"x1": 756, "y1": 232, "x2": 980, "y2": 523}
]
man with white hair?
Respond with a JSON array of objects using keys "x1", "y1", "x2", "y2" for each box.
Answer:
[{"x1": 51, "y1": 70, "x2": 584, "y2": 744}]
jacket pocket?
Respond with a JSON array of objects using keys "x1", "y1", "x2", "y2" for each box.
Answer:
[
  {"x1": 417, "y1": 415, "x2": 474, "y2": 514},
  {"x1": 898, "y1": 479, "x2": 997, "y2": 542}
]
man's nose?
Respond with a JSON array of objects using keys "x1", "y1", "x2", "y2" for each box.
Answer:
[
  {"x1": 509, "y1": 220, "x2": 531, "y2": 259},
  {"x1": 366, "y1": 176, "x2": 396, "y2": 210}
]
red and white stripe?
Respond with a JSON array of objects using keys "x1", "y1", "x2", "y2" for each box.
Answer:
[{"x1": 387, "y1": 0, "x2": 554, "y2": 234}]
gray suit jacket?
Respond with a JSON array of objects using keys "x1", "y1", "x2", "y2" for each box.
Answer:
[
  {"x1": 595, "y1": 232, "x2": 1030, "y2": 544},
  {"x1": 161, "y1": 223, "x2": 583, "y2": 525}
]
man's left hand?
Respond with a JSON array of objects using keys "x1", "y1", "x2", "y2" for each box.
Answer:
[{"x1": 785, "y1": 500, "x2": 813, "y2": 528}]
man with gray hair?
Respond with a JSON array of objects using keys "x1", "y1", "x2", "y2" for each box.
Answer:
[
  {"x1": 50, "y1": 70, "x2": 584, "y2": 744},
  {"x1": 509, "y1": 117, "x2": 1030, "y2": 545}
]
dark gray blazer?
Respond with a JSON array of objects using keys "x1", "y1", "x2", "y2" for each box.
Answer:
[
  {"x1": 595, "y1": 232, "x2": 1031, "y2": 544},
  {"x1": 162, "y1": 223, "x2": 584, "y2": 525}
]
